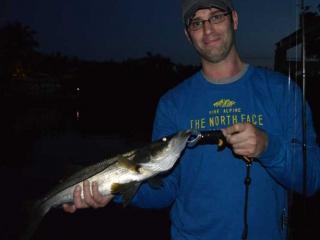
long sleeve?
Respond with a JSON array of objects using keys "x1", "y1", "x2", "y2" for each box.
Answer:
[{"x1": 258, "y1": 79, "x2": 320, "y2": 196}]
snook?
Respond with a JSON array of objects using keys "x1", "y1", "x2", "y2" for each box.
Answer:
[{"x1": 23, "y1": 130, "x2": 192, "y2": 240}]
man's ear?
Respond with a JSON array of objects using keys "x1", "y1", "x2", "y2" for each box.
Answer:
[
  {"x1": 184, "y1": 28, "x2": 192, "y2": 43},
  {"x1": 232, "y1": 10, "x2": 239, "y2": 31}
]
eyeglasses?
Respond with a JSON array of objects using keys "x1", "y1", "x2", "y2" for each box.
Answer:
[{"x1": 187, "y1": 12, "x2": 232, "y2": 31}]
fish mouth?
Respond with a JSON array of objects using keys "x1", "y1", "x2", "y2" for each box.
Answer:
[
  {"x1": 173, "y1": 130, "x2": 193, "y2": 147},
  {"x1": 180, "y1": 129, "x2": 193, "y2": 139}
]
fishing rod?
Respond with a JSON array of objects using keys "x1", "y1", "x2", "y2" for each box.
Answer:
[
  {"x1": 287, "y1": 1, "x2": 308, "y2": 239},
  {"x1": 300, "y1": 0, "x2": 307, "y2": 200},
  {"x1": 299, "y1": 1, "x2": 309, "y2": 240}
]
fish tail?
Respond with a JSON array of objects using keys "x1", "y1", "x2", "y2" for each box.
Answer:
[{"x1": 19, "y1": 199, "x2": 51, "y2": 240}]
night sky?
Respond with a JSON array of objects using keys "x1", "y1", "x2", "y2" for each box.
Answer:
[{"x1": 1, "y1": 0, "x2": 320, "y2": 68}]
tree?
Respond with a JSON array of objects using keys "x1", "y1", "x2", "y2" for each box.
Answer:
[{"x1": 0, "y1": 21, "x2": 39, "y2": 86}]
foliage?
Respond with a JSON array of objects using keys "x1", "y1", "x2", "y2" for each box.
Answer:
[{"x1": 0, "y1": 21, "x2": 39, "y2": 88}]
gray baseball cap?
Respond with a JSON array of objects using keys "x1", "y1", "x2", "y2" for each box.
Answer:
[{"x1": 182, "y1": 0, "x2": 234, "y2": 24}]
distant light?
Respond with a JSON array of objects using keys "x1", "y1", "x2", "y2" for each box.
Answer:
[
  {"x1": 76, "y1": 87, "x2": 80, "y2": 91},
  {"x1": 76, "y1": 110, "x2": 80, "y2": 120}
]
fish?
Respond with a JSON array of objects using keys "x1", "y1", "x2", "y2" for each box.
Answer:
[{"x1": 22, "y1": 129, "x2": 192, "y2": 240}]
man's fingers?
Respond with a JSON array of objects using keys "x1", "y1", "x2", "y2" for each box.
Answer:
[
  {"x1": 64, "y1": 180, "x2": 111, "y2": 213},
  {"x1": 223, "y1": 123, "x2": 246, "y2": 136},
  {"x1": 227, "y1": 132, "x2": 247, "y2": 145},
  {"x1": 224, "y1": 123, "x2": 268, "y2": 158},
  {"x1": 83, "y1": 180, "x2": 99, "y2": 208},
  {"x1": 92, "y1": 181, "x2": 112, "y2": 206},
  {"x1": 62, "y1": 203, "x2": 77, "y2": 213},
  {"x1": 232, "y1": 141, "x2": 247, "y2": 150},
  {"x1": 64, "y1": 181, "x2": 110, "y2": 213},
  {"x1": 233, "y1": 148, "x2": 254, "y2": 157},
  {"x1": 73, "y1": 185, "x2": 88, "y2": 209},
  {"x1": 63, "y1": 185, "x2": 83, "y2": 213}
]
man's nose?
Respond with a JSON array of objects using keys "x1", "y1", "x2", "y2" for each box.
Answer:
[{"x1": 203, "y1": 20, "x2": 216, "y2": 34}]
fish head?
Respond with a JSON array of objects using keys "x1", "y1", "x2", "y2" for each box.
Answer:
[
  {"x1": 163, "y1": 129, "x2": 193, "y2": 154},
  {"x1": 141, "y1": 130, "x2": 192, "y2": 172}
]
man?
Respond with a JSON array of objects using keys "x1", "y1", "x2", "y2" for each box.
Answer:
[{"x1": 64, "y1": 0, "x2": 320, "y2": 239}]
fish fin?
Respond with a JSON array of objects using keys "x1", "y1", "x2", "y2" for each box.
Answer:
[
  {"x1": 147, "y1": 176, "x2": 163, "y2": 189},
  {"x1": 118, "y1": 157, "x2": 140, "y2": 173},
  {"x1": 111, "y1": 182, "x2": 141, "y2": 207}
]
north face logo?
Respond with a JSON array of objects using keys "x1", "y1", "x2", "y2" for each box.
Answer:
[{"x1": 213, "y1": 99, "x2": 236, "y2": 108}]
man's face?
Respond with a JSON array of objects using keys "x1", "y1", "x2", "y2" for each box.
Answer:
[{"x1": 185, "y1": 8, "x2": 238, "y2": 63}]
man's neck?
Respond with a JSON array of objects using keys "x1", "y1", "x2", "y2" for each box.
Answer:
[{"x1": 201, "y1": 51, "x2": 245, "y2": 83}]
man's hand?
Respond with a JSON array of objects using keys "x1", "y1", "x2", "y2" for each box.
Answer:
[
  {"x1": 222, "y1": 123, "x2": 268, "y2": 158},
  {"x1": 63, "y1": 180, "x2": 113, "y2": 213}
]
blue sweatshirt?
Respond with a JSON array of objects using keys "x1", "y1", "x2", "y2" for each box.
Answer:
[{"x1": 127, "y1": 65, "x2": 320, "y2": 240}]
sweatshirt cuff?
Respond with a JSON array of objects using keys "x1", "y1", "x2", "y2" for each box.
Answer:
[{"x1": 258, "y1": 133, "x2": 283, "y2": 166}]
